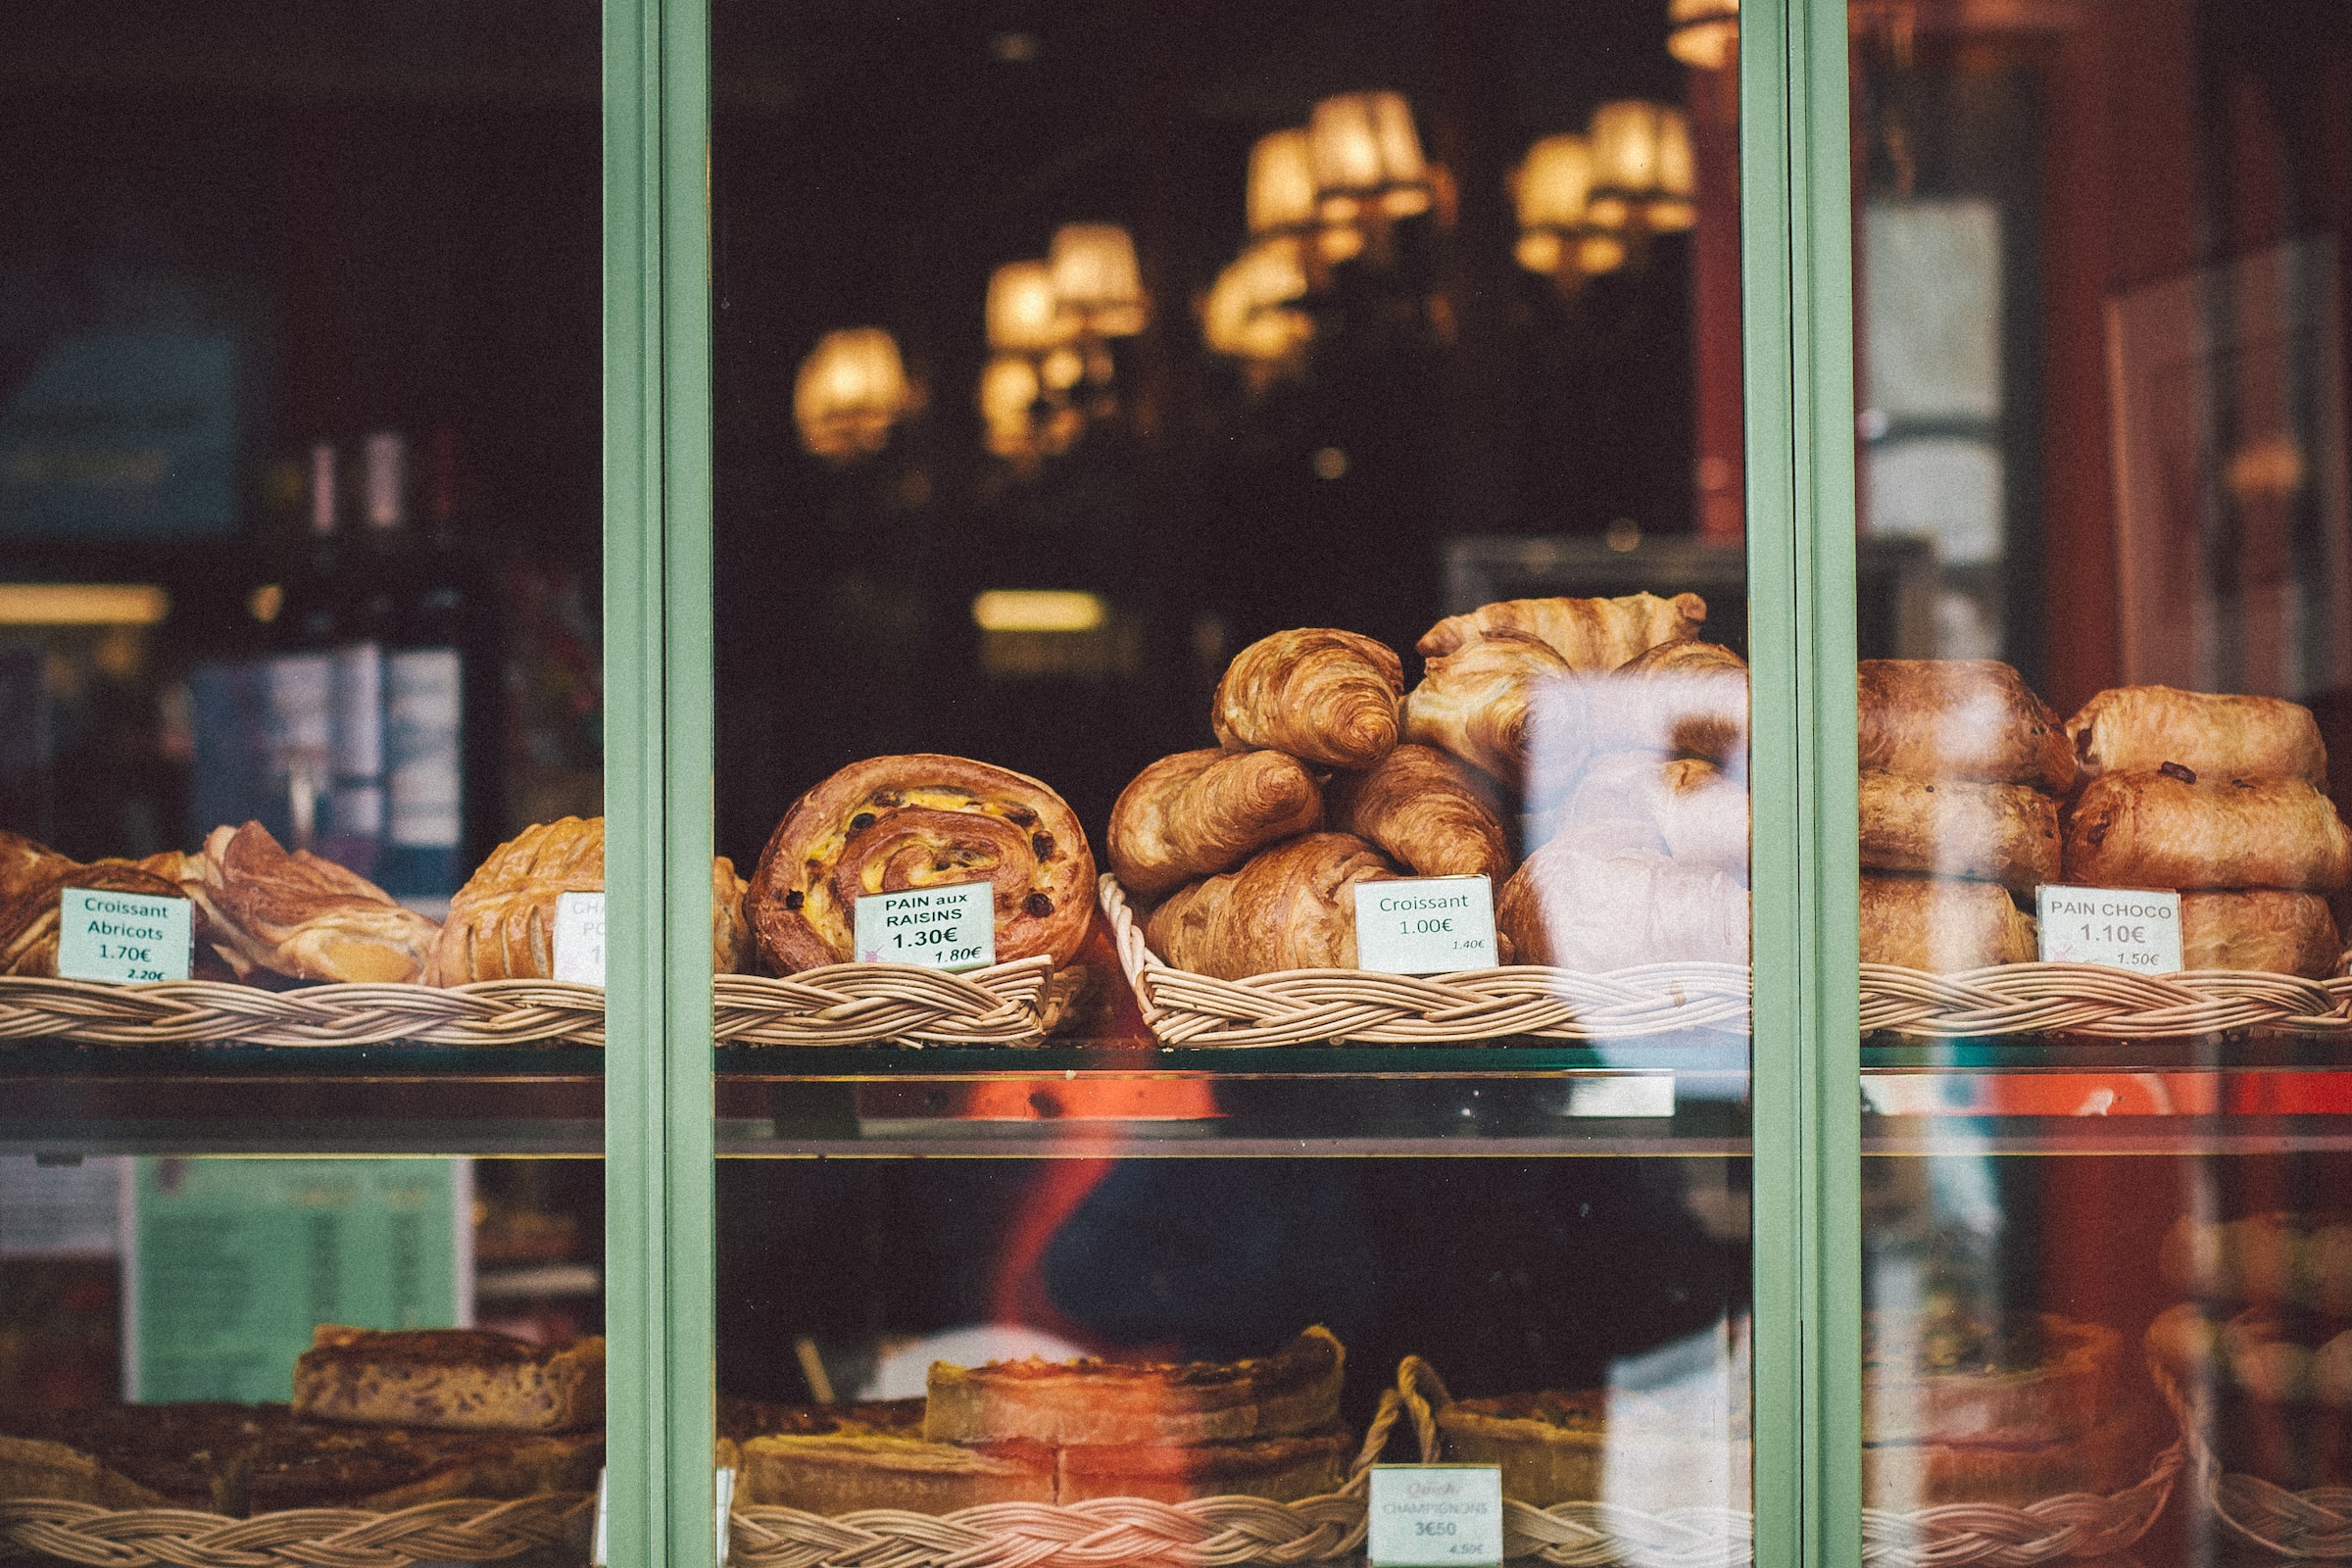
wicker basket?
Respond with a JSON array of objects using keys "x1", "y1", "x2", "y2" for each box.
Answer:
[
  {"x1": 2156, "y1": 1354, "x2": 2352, "y2": 1557},
  {"x1": 1104, "y1": 876, "x2": 2352, "y2": 1046},
  {"x1": 0, "y1": 1490, "x2": 593, "y2": 1568},
  {"x1": 0, "y1": 957, "x2": 1068, "y2": 1052},
  {"x1": 1099, "y1": 876, "x2": 1750, "y2": 1048}
]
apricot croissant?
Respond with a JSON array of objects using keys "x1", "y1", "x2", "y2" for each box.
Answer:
[
  {"x1": 427, "y1": 815, "x2": 754, "y2": 983},
  {"x1": 194, "y1": 821, "x2": 440, "y2": 984},
  {"x1": 1107, "y1": 749, "x2": 1323, "y2": 901},
  {"x1": 0, "y1": 829, "x2": 191, "y2": 978},
  {"x1": 1212, "y1": 629, "x2": 1403, "y2": 769}
]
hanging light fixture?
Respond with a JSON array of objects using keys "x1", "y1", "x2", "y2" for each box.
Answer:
[
  {"x1": 986, "y1": 261, "x2": 1069, "y2": 356},
  {"x1": 793, "y1": 328, "x2": 915, "y2": 462},
  {"x1": 1587, "y1": 100, "x2": 1698, "y2": 245},
  {"x1": 1667, "y1": 0, "x2": 1740, "y2": 70},
  {"x1": 1248, "y1": 127, "x2": 1364, "y2": 267},
  {"x1": 1306, "y1": 90, "x2": 1433, "y2": 263},
  {"x1": 1510, "y1": 135, "x2": 1629, "y2": 289},
  {"x1": 978, "y1": 354, "x2": 1045, "y2": 461},
  {"x1": 1048, "y1": 223, "x2": 1149, "y2": 339},
  {"x1": 1203, "y1": 240, "x2": 1314, "y2": 366}
]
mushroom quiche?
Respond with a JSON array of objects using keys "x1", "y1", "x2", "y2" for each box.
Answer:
[{"x1": 748, "y1": 754, "x2": 1096, "y2": 973}]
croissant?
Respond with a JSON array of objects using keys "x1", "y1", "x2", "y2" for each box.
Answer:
[
  {"x1": 2067, "y1": 686, "x2": 2328, "y2": 787},
  {"x1": 1107, "y1": 750, "x2": 1323, "y2": 901},
  {"x1": 426, "y1": 816, "x2": 753, "y2": 983},
  {"x1": 1329, "y1": 745, "x2": 1511, "y2": 881},
  {"x1": 1494, "y1": 841, "x2": 1747, "y2": 969},
  {"x1": 1859, "y1": 771, "x2": 2060, "y2": 893},
  {"x1": 2064, "y1": 769, "x2": 2352, "y2": 894},
  {"x1": 1402, "y1": 631, "x2": 1577, "y2": 785},
  {"x1": 1859, "y1": 875, "x2": 2036, "y2": 970},
  {"x1": 747, "y1": 755, "x2": 1097, "y2": 973},
  {"x1": 1212, "y1": 629, "x2": 1403, "y2": 769},
  {"x1": 1858, "y1": 660, "x2": 2076, "y2": 793},
  {"x1": 2179, "y1": 891, "x2": 2342, "y2": 978},
  {"x1": 1588, "y1": 640, "x2": 1749, "y2": 770},
  {"x1": 0, "y1": 830, "x2": 191, "y2": 977},
  {"x1": 1417, "y1": 592, "x2": 1706, "y2": 670},
  {"x1": 196, "y1": 821, "x2": 441, "y2": 984},
  {"x1": 1145, "y1": 833, "x2": 1397, "y2": 977},
  {"x1": 1556, "y1": 753, "x2": 1748, "y2": 879}
]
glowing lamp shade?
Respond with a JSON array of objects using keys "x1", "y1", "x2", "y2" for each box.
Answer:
[
  {"x1": 794, "y1": 327, "x2": 913, "y2": 462},
  {"x1": 978, "y1": 355, "x2": 1042, "y2": 425},
  {"x1": 1203, "y1": 241, "x2": 1312, "y2": 363},
  {"x1": 1049, "y1": 223, "x2": 1149, "y2": 337},
  {"x1": 1248, "y1": 129, "x2": 1319, "y2": 235},
  {"x1": 1667, "y1": 0, "x2": 1740, "y2": 70},
  {"x1": 1515, "y1": 134, "x2": 1595, "y2": 231},
  {"x1": 971, "y1": 590, "x2": 1107, "y2": 634},
  {"x1": 1307, "y1": 91, "x2": 1431, "y2": 219},
  {"x1": 986, "y1": 261, "x2": 1070, "y2": 354},
  {"x1": 1588, "y1": 100, "x2": 1696, "y2": 232}
]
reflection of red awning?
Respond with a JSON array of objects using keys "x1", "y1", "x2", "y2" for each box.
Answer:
[{"x1": 993, "y1": 1156, "x2": 1117, "y2": 1346}]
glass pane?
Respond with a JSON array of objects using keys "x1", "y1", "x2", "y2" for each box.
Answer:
[
  {"x1": 711, "y1": 3, "x2": 1754, "y2": 1561},
  {"x1": 1851, "y1": 2, "x2": 2352, "y2": 1554},
  {"x1": 0, "y1": 0, "x2": 605, "y2": 1549}
]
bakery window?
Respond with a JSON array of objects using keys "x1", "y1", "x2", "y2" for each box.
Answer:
[
  {"x1": 1846, "y1": 0, "x2": 2352, "y2": 1551},
  {"x1": 0, "y1": 0, "x2": 612, "y2": 1557}
]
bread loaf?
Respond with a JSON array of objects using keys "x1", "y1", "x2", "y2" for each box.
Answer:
[
  {"x1": 1107, "y1": 749, "x2": 1323, "y2": 901},
  {"x1": 1213, "y1": 628, "x2": 1402, "y2": 769}
]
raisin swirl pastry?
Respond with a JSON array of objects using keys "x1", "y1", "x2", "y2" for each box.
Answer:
[{"x1": 748, "y1": 755, "x2": 1097, "y2": 973}]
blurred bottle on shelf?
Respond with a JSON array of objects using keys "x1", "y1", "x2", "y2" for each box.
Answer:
[{"x1": 260, "y1": 443, "x2": 344, "y2": 854}]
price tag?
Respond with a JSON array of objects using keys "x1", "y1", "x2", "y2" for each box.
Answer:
[
  {"x1": 715, "y1": 1467, "x2": 737, "y2": 1566},
  {"x1": 2036, "y1": 885, "x2": 2183, "y2": 973},
  {"x1": 56, "y1": 888, "x2": 191, "y2": 983},
  {"x1": 1353, "y1": 876, "x2": 1498, "y2": 974},
  {"x1": 1368, "y1": 1465, "x2": 1505, "y2": 1567},
  {"x1": 855, "y1": 881, "x2": 996, "y2": 971},
  {"x1": 553, "y1": 892, "x2": 607, "y2": 985},
  {"x1": 589, "y1": 1466, "x2": 608, "y2": 1567}
]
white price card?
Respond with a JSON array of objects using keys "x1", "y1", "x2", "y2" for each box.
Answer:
[
  {"x1": 1368, "y1": 1465, "x2": 1505, "y2": 1568},
  {"x1": 1353, "y1": 876, "x2": 1497, "y2": 974},
  {"x1": 855, "y1": 881, "x2": 996, "y2": 971},
  {"x1": 56, "y1": 888, "x2": 191, "y2": 983},
  {"x1": 553, "y1": 892, "x2": 607, "y2": 985},
  {"x1": 2036, "y1": 885, "x2": 2182, "y2": 973}
]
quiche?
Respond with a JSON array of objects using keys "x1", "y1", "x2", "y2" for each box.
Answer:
[{"x1": 293, "y1": 1326, "x2": 605, "y2": 1433}]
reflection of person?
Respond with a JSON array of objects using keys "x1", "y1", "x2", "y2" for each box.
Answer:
[{"x1": 718, "y1": 1154, "x2": 1745, "y2": 1423}]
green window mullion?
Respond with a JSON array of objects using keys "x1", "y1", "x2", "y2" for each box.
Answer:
[
  {"x1": 1745, "y1": 0, "x2": 1862, "y2": 1565},
  {"x1": 605, "y1": 0, "x2": 717, "y2": 1561}
]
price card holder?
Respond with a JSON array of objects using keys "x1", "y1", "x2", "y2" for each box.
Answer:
[
  {"x1": 589, "y1": 1467, "x2": 608, "y2": 1567},
  {"x1": 854, "y1": 882, "x2": 996, "y2": 972},
  {"x1": 1368, "y1": 1465, "x2": 1505, "y2": 1568},
  {"x1": 554, "y1": 891, "x2": 607, "y2": 985},
  {"x1": 1353, "y1": 876, "x2": 1498, "y2": 974},
  {"x1": 56, "y1": 888, "x2": 191, "y2": 983},
  {"x1": 2035, "y1": 885, "x2": 2182, "y2": 973}
]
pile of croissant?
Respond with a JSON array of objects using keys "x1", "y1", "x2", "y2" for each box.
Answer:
[
  {"x1": 0, "y1": 817, "x2": 753, "y2": 988},
  {"x1": 1107, "y1": 592, "x2": 1753, "y2": 978}
]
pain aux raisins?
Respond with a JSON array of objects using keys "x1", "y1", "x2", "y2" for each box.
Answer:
[
  {"x1": 1022, "y1": 893, "x2": 1054, "y2": 917},
  {"x1": 1031, "y1": 832, "x2": 1055, "y2": 861},
  {"x1": 850, "y1": 812, "x2": 876, "y2": 831},
  {"x1": 1003, "y1": 805, "x2": 1037, "y2": 826},
  {"x1": 783, "y1": 890, "x2": 805, "y2": 909},
  {"x1": 869, "y1": 789, "x2": 904, "y2": 807}
]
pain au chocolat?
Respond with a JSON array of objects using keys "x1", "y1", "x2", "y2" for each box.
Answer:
[
  {"x1": 2067, "y1": 684, "x2": 2328, "y2": 787},
  {"x1": 1858, "y1": 660, "x2": 2076, "y2": 795},
  {"x1": 293, "y1": 1326, "x2": 605, "y2": 1433},
  {"x1": 747, "y1": 755, "x2": 1096, "y2": 973}
]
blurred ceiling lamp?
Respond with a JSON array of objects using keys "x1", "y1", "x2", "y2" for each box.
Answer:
[
  {"x1": 1667, "y1": 0, "x2": 1740, "y2": 70},
  {"x1": 1049, "y1": 223, "x2": 1149, "y2": 339},
  {"x1": 1307, "y1": 91, "x2": 1433, "y2": 228},
  {"x1": 1248, "y1": 128, "x2": 1363, "y2": 267},
  {"x1": 1587, "y1": 100, "x2": 1698, "y2": 240},
  {"x1": 1203, "y1": 241, "x2": 1314, "y2": 365},
  {"x1": 0, "y1": 583, "x2": 170, "y2": 625},
  {"x1": 1511, "y1": 135, "x2": 1630, "y2": 290},
  {"x1": 986, "y1": 261, "x2": 1071, "y2": 355},
  {"x1": 971, "y1": 589, "x2": 1108, "y2": 634},
  {"x1": 794, "y1": 327, "x2": 915, "y2": 462}
]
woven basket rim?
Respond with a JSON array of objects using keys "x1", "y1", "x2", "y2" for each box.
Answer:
[
  {"x1": 0, "y1": 1488, "x2": 592, "y2": 1568},
  {"x1": 2153, "y1": 1349, "x2": 2352, "y2": 1557}
]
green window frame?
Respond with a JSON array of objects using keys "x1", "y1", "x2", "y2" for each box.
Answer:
[{"x1": 595, "y1": 0, "x2": 1867, "y2": 1563}]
